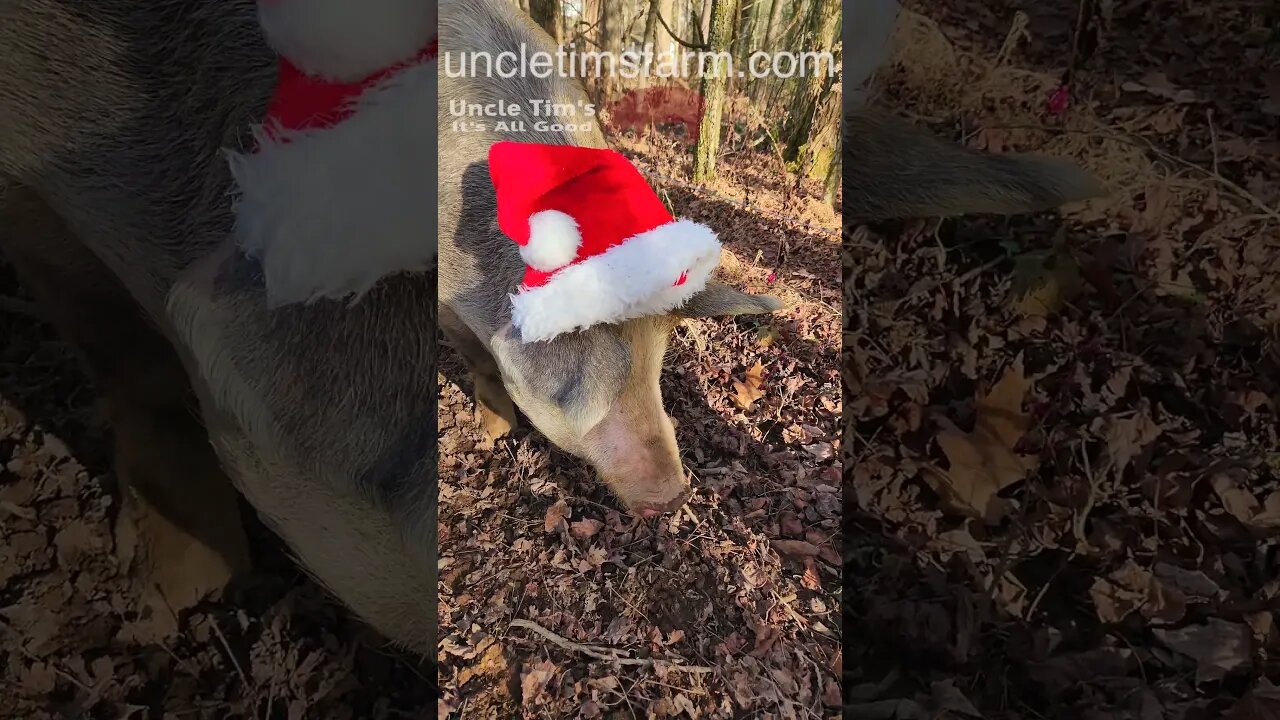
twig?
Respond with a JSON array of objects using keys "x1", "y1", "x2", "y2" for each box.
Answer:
[
  {"x1": 508, "y1": 619, "x2": 713, "y2": 673},
  {"x1": 653, "y1": 10, "x2": 708, "y2": 51},
  {"x1": 1206, "y1": 108, "x2": 1219, "y2": 176},
  {"x1": 208, "y1": 616, "x2": 251, "y2": 688}
]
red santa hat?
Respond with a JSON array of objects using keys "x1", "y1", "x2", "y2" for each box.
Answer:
[
  {"x1": 489, "y1": 142, "x2": 722, "y2": 343},
  {"x1": 226, "y1": 0, "x2": 438, "y2": 308}
]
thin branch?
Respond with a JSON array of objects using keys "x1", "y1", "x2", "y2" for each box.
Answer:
[
  {"x1": 655, "y1": 9, "x2": 709, "y2": 50},
  {"x1": 509, "y1": 619, "x2": 714, "y2": 673}
]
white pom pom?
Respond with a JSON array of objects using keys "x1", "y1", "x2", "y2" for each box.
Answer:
[{"x1": 522, "y1": 210, "x2": 581, "y2": 272}]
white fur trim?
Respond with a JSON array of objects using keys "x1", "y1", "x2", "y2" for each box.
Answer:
[
  {"x1": 226, "y1": 59, "x2": 436, "y2": 309},
  {"x1": 523, "y1": 210, "x2": 581, "y2": 271},
  {"x1": 511, "y1": 219, "x2": 721, "y2": 342},
  {"x1": 258, "y1": 0, "x2": 436, "y2": 81}
]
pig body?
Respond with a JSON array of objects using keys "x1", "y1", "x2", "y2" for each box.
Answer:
[{"x1": 1, "y1": 0, "x2": 438, "y2": 653}]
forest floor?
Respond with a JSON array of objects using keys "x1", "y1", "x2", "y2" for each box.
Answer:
[{"x1": 844, "y1": 1, "x2": 1280, "y2": 718}]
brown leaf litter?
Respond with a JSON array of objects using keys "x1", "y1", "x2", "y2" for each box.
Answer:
[
  {"x1": 439, "y1": 130, "x2": 841, "y2": 718},
  {"x1": 847, "y1": 1, "x2": 1280, "y2": 717}
]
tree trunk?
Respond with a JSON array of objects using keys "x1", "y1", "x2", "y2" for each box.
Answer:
[
  {"x1": 804, "y1": 83, "x2": 841, "y2": 179},
  {"x1": 822, "y1": 136, "x2": 840, "y2": 207},
  {"x1": 642, "y1": 0, "x2": 662, "y2": 51},
  {"x1": 738, "y1": 0, "x2": 759, "y2": 54},
  {"x1": 692, "y1": 0, "x2": 741, "y2": 182},
  {"x1": 761, "y1": 0, "x2": 784, "y2": 49},
  {"x1": 598, "y1": 0, "x2": 613, "y2": 53},
  {"x1": 749, "y1": 0, "x2": 783, "y2": 102},
  {"x1": 781, "y1": 0, "x2": 839, "y2": 164},
  {"x1": 641, "y1": 0, "x2": 672, "y2": 87},
  {"x1": 699, "y1": 0, "x2": 714, "y2": 45},
  {"x1": 529, "y1": 0, "x2": 561, "y2": 44}
]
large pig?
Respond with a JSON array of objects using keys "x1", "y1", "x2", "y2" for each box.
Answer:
[
  {"x1": 437, "y1": 0, "x2": 1100, "y2": 516},
  {"x1": 1, "y1": 0, "x2": 440, "y2": 653},
  {"x1": 0, "y1": 0, "x2": 1101, "y2": 657},
  {"x1": 438, "y1": 0, "x2": 784, "y2": 518}
]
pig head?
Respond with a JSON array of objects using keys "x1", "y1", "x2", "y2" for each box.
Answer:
[{"x1": 438, "y1": 0, "x2": 781, "y2": 515}]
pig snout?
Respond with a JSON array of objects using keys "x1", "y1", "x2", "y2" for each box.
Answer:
[{"x1": 584, "y1": 404, "x2": 691, "y2": 517}]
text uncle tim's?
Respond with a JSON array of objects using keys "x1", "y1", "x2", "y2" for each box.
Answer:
[{"x1": 448, "y1": 98, "x2": 599, "y2": 133}]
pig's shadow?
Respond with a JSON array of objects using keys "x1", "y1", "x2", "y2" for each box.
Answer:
[{"x1": 439, "y1": 163, "x2": 812, "y2": 514}]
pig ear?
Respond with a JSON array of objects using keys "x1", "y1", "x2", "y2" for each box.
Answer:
[{"x1": 672, "y1": 282, "x2": 784, "y2": 318}]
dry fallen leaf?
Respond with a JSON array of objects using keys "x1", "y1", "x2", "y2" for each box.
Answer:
[
  {"x1": 1228, "y1": 680, "x2": 1280, "y2": 720},
  {"x1": 1213, "y1": 471, "x2": 1263, "y2": 524},
  {"x1": 822, "y1": 679, "x2": 842, "y2": 707},
  {"x1": 544, "y1": 500, "x2": 570, "y2": 533},
  {"x1": 749, "y1": 622, "x2": 782, "y2": 657},
  {"x1": 801, "y1": 558, "x2": 822, "y2": 590},
  {"x1": 569, "y1": 519, "x2": 603, "y2": 539},
  {"x1": 931, "y1": 356, "x2": 1038, "y2": 522},
  {"x1": 733, "y1": 361, "x2": 766, "y2": 409},
  {"x1": 1122, "y1": 71, "x2": 1201, "y2": 104},
  {"x1": 520, "y1": 659, "x2": 558, "y2": 705},
  {"x1": 772, "y1": 539, "x2": 821, "y2": 558},
  {"x1": 1090, "y1": 560, "x2": 1185, "y2": 625},
  {"x1": 1252, "y1": 492, "x2": 1280, "y2": 529},
  {"x1": 1010, "y1": 246, "x2": 1082, "y2": 318},
  {"x1": 1154, "y1": 618, "x2": 1252, "y2": 682},
  {"x1": 803, "y1": 441, "x2": 834, "y2": 460},
  {"x1": 1105, "y1": 403, "x2": 1164, "y2": 480}
]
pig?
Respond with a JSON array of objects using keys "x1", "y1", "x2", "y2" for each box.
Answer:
[
  {"x1": 438, "y1": 0, "x2": 784, "y2": 518},
  {"x1": 438, "y1": 0, "x2": 1101, "y2": 517},
  {"x1": 0, "y1": 0, "x2": 1102, "y2": 658},
  {"x1": 1, "y1": 0, "x2": 438, "y2": 654}
]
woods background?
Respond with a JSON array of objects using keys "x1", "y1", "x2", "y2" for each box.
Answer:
[{"x1": 508, "y1": 0, "x2": 843, "y2": 203}]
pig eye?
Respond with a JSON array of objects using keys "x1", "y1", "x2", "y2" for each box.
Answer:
[{"x1": 550, "y1": 367, "x2": 585, "y2": 409}]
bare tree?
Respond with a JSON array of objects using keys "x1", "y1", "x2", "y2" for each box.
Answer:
[
  {"x1": 761, "y1": 0, "x2": 784, "y2": 49},
  {"x1": 530, "y1": 0, "x2": 561, "y2": 44},
  {"x1": 781, "y1": 0, "x2": 838, "y2": 164},
  {"x1": 642, "y1": 0, "x2": 672, "y2": 52},
  {"x1": 823, "y1": 145, "x2": 839, "y2": 206},
  {"x1": 698, "y1": 0, "x2": 713, "y2": 45},
  {"x1": 692, "y1": 0, "x2": 741, "y2": 182},
  {"x1": 749, "y1": 0, "x2": 785, "y2": 102},
  {"x1": 737, "y1": 0, "x2": 759, "y2": 54}
]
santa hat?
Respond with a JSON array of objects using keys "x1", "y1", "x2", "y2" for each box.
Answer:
[
  {"x1": 489, "y1": 142, "x2": 722, "y2": 343},
  {"x1": 226, "y1": 0, "x2": 438, "y2": 308}
]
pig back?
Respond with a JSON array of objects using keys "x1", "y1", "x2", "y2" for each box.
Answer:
[{"x1": 438, "y1": 0, "x2": 609, "y2": 340}]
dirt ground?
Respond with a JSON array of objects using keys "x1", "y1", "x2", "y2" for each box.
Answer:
[
  {"x1": 436, "y1": 129, "x2": 843, "y2": 717},
  {"x1": 845, "y1": 1, "x2": 1280, "y2": 718}
]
